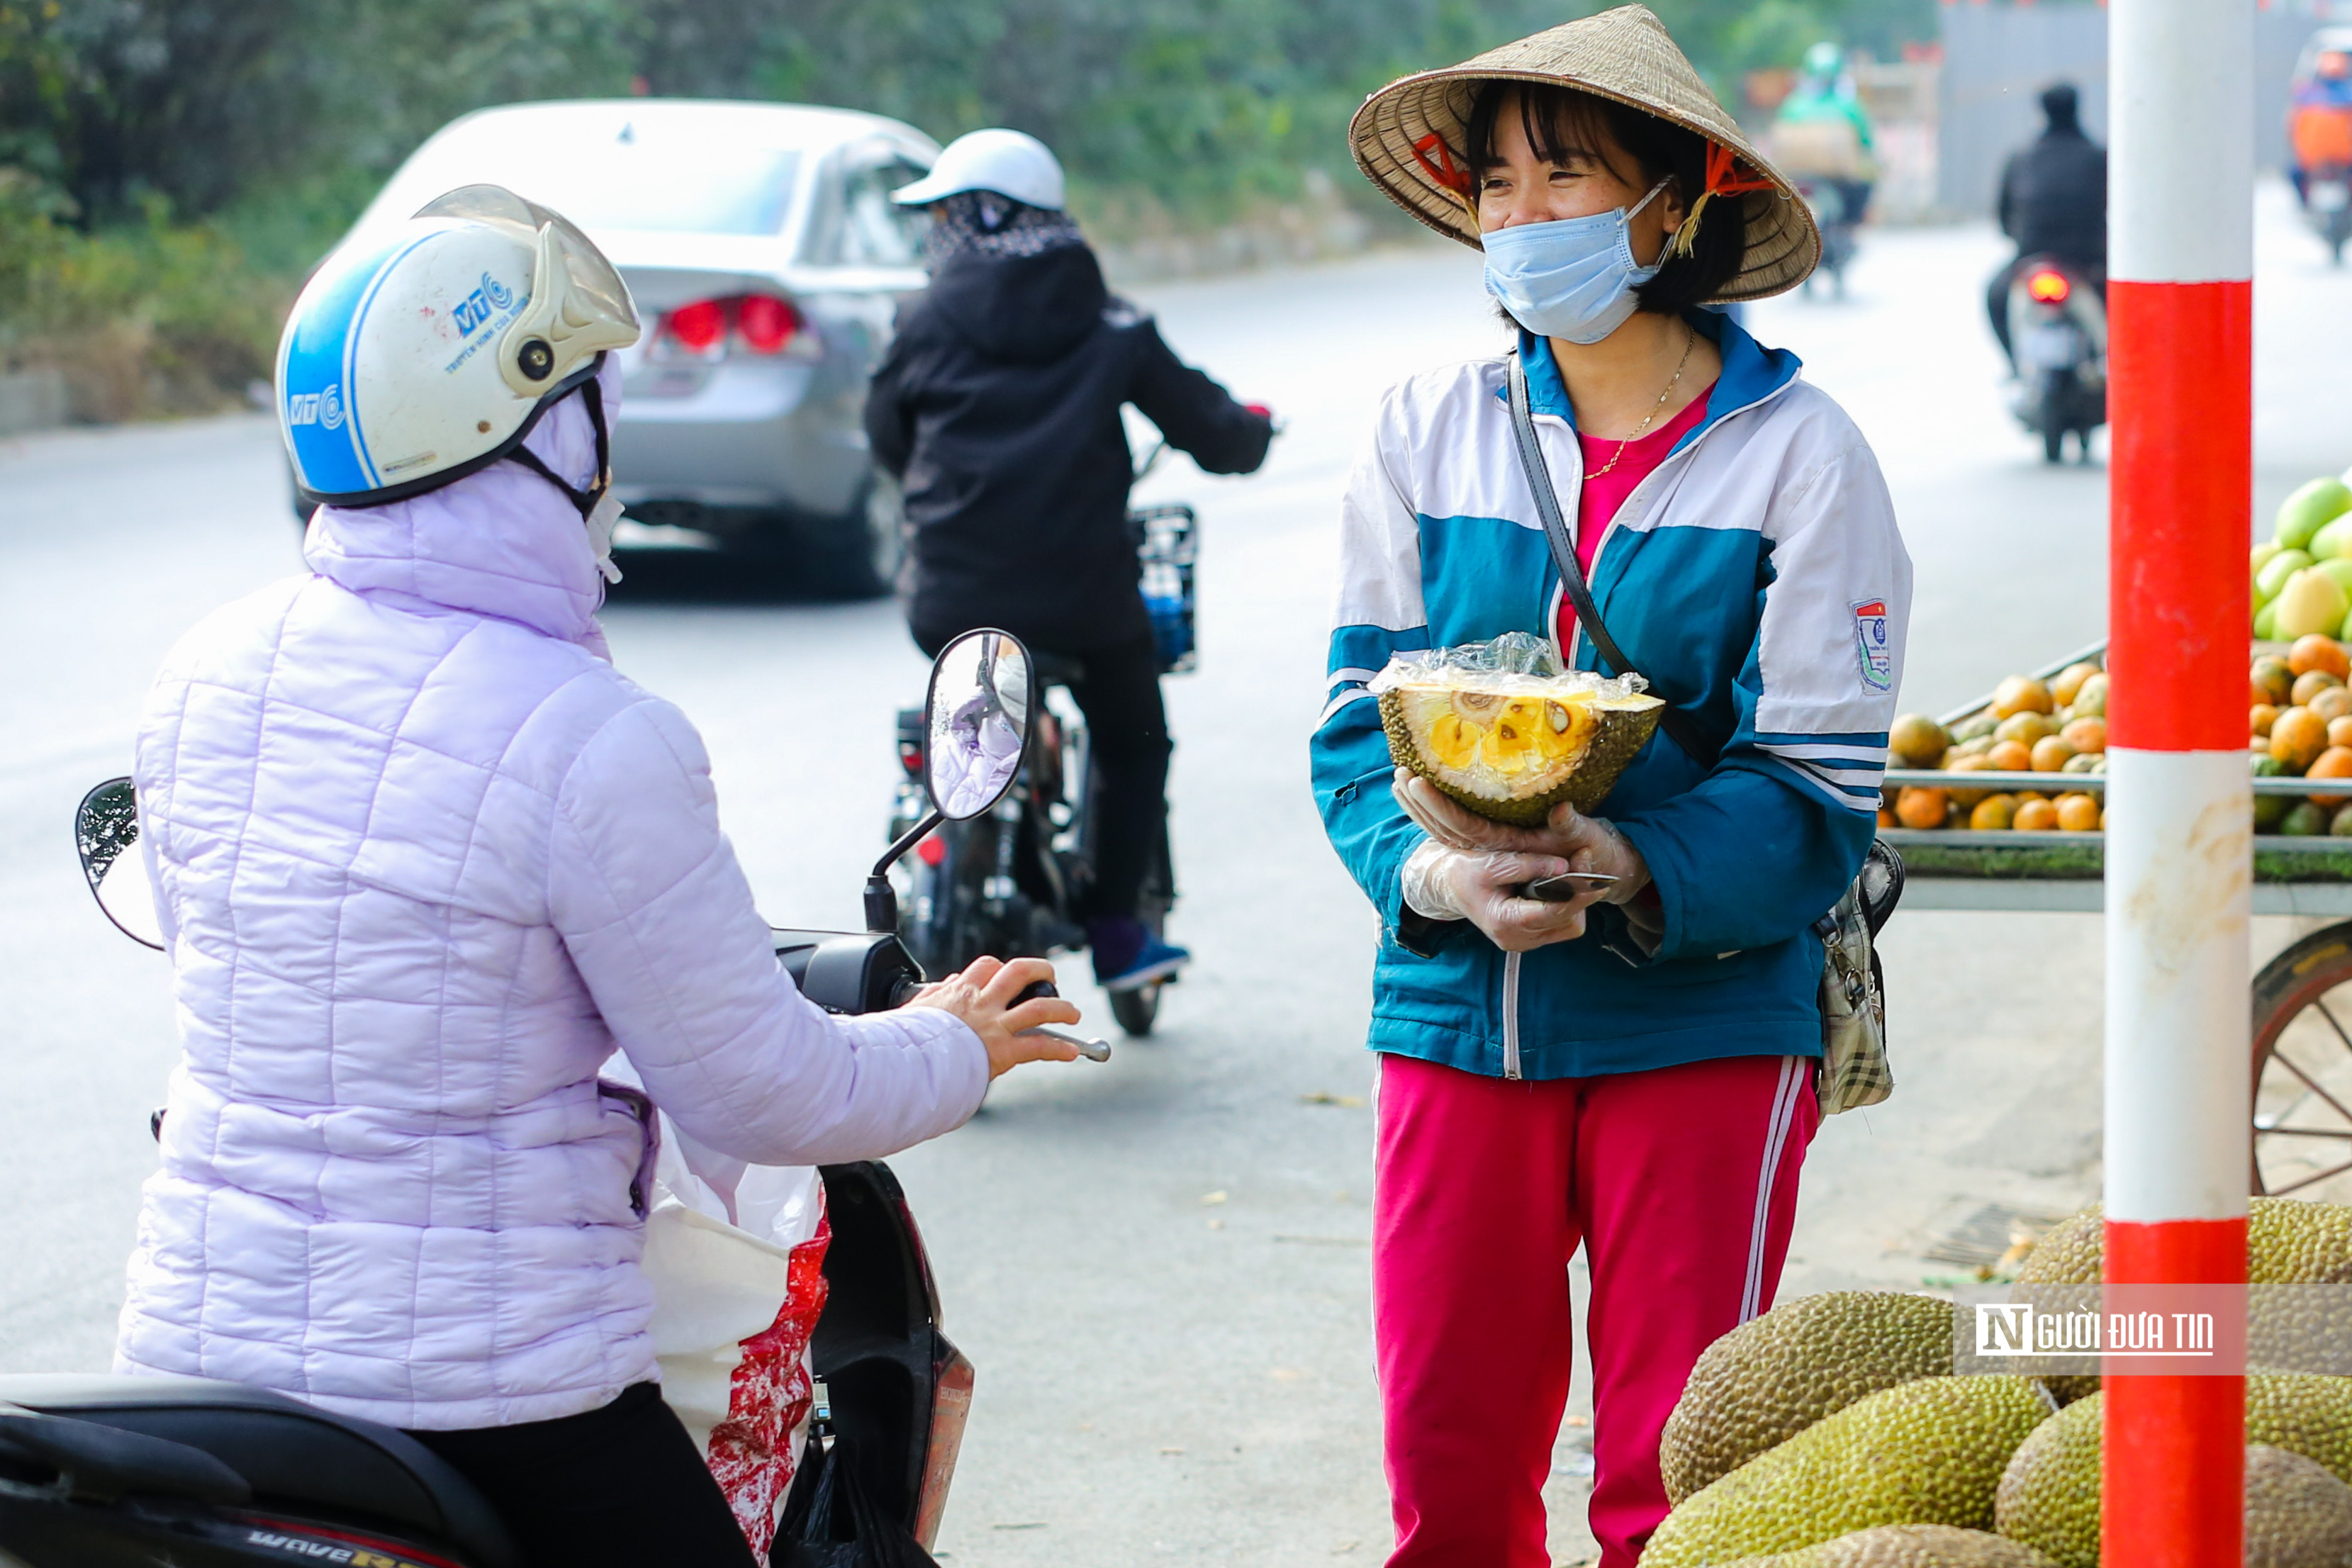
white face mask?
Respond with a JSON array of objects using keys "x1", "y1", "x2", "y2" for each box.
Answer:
[
  {"x1": 1481, "y1": 178, "x2": 1674, "y2": 345},
  {"x1": 584, "y1": 488, "x2": 625, "y2": 585}
]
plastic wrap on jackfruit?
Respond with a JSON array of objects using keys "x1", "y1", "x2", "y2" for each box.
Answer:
[{"x1": 1370, "y1": 632, "x2": 1664, "y2": 825}]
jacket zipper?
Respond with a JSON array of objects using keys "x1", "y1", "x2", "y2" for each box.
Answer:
[
  {"x1": 1502, "y1": 951, "x2": 1523, "y2": 1080},
  {"x1": 1533, "y1": 377, "x2": 1801, "y2": 670}
]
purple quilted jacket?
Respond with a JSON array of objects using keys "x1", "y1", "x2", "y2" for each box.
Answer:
[{"x1": 116, "y1": 369, "x2": 985, "y2": 1429}]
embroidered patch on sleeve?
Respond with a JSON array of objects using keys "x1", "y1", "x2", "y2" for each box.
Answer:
[{"x1": 1852, "y1": 600, "x2": 1893, "y2": 692}]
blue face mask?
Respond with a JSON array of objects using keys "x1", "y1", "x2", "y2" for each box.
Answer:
[{"x1": 1481, "y1": 179, "x2": 1673, "y2": 345}]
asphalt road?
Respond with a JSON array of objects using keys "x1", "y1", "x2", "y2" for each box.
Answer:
[{"x1": 4, "y1": 181, "x2": 2351, "y2": 1566}]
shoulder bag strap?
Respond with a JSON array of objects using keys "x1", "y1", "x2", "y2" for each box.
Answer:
[{"x1": 1504, "y1": 352, "x2": 1713, "y2": 765}]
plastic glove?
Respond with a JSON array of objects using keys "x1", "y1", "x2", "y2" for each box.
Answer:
[
  {"x1": 1400, "y1": 836, "x2": 1589, "y2": 952},
  {"x1": 1391, "y1": 769, "x2": 1651, "y2": 906}
]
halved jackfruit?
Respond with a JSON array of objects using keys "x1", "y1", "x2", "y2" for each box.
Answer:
[{"x1": 1378, "y1": 673, "x2": 1663, "y2": 825}]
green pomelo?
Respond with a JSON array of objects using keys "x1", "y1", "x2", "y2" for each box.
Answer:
[
  {"x1": 2315, "y1": 557, "x2": 2352, "y2": 597},
  {"x1": 1662, "y1": 1292, "x2": 1958, "y2": 1505},
  {"x1": 2276, "y1": 570, "x2": 2352, "y2": 640},
  {"x1": 2263, "y1": 549, "x2": 2319, "y2": 603},
  {"x1": 2260, "y1": 601, "x2": 2284, "y2": 641},
  {"x1": 2279, "y1": 477, "x2": 2352, "y2": 549},
  {"x1": 2257, "y1": 539, "x2": 2285, "y2": 574},
  {"x1": 1720, "y1": 1525, "x2": 2061, "y2": 1567},
  {"x1": 2314, "y1": 513, "x2": 2352, "y2": 562},
  {"x1": 1642, "y1": 1377, "x2": 2055, "y2": 1568}
]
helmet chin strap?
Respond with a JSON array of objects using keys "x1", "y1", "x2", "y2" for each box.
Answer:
[{"x1": 505, "y1": 375, "x2": 625, "y2": 583}]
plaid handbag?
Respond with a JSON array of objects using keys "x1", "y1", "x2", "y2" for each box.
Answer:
[{"x1": 1813, "y1": 839, "x2": 1904, "y2": 1114}]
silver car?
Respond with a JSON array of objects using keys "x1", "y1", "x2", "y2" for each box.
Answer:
[{"x1": 345, "y1": 99, "x2": 938, "y2": 595}]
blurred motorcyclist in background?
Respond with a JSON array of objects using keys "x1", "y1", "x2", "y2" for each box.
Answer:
[
  {"x1": 1773, "y1": 42, "x2": 1876, "y2": 231},
  {"x1": 865, "y1": 129, "x2": 1274, "y2": 993},
  {"x1": 1987, "y1": 82, "x2": 2107, "y2": 369},
  {"x1": 2288, "y1": 42, "x2": 2352, "y2": 205}
]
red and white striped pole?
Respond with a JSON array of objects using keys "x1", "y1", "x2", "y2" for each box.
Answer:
[{"x1": 2102, "y1": 0, "x2": 2253, "y2": 1561}]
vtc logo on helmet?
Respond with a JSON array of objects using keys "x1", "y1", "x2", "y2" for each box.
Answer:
[
  {"x1": 286, "y1": 383, "x2": 344, "y2": 431},
  {"x1": 452, "y1": 271, "x2": 516, "y2": 338}
]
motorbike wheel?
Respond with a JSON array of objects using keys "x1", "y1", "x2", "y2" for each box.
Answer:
[{"x1": 2037, "y1": 375, "x2": 2068, "y2": 464}]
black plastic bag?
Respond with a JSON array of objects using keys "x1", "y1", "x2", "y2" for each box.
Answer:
[{"x1": 770, "y1": 1433, "x2": 937, "y2": 1568}]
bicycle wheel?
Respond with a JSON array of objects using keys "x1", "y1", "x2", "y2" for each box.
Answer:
[{"x1": 2249, "y1": 920, "x2": 2352, "y2": 1201}]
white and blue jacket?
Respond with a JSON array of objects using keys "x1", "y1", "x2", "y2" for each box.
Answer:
[{"x1": 1311, "y1": 315, "x2": 1911, "y2": 1080}]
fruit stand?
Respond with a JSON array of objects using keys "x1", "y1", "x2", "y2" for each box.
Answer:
[{"x1": 1876, "y1": 637, "x2": 2352, "y2": 1203}]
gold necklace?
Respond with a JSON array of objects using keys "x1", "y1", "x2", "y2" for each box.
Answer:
[{"x1": 1584, "y1": 324, "x2": 1697, "y2": 480}]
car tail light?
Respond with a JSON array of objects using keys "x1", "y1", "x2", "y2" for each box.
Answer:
[
  {"x1": 737, "y1": 294, "x2": 799, "y2": 354},
  {"x1": 664, "y1": 298, "x2": 727, "y2": 352},
  {"x1": 2027, "y1": 269, "x2": 2071, "y2": 304},
  {"x1": 658, "y1": 294, "x2": 801, "y2": 358},
  {"x1": 916, "y1": 835, "x2": 946, "y2": 867}
]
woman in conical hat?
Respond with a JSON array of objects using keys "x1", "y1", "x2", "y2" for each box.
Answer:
[{"x1": 1311, "y1": 9, "x2": 1913, "y2": 1565}]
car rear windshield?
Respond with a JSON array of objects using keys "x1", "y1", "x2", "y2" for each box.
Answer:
[{"x1": 478, "y1": 143, "x2": 805, "y2": 237}]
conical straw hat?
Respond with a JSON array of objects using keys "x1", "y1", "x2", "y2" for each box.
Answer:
[{"x1": 1349, "y1": 4, "x2": 1820, "y2": 302}]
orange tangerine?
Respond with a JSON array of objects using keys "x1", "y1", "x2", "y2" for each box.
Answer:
[
  {"x1": 1970, "y1": 794, "x2": 2017, "y2": 831},
  {"x1": 1986, "y1": 739, "x2": 2033, "y2": 772},
  {"x1": 2308, "y1": 746, "x2": 2352, "y2": 806},
  {"x1": 2253, "y1": 704, "x2": 2281, "y2": 737},
  {"x1": 1895, "y1": 787, "x2": 1949, "y2": 829},
  {"x1": 2290, "y1": 634, "x2": 2352, "y2": 679},
  {"x1": 2273, "y1": 707, "x2": 2331, "y2": 772},
  {"x1": 1992, "y1": 676, "x2": 2055, "y2": 718},
  {"x1": 2061, "y1": 715, "x2": 2107, "y2": 753},
  {"x1": 2293, "y1": 669, "x2": 2346, "y2": 707},
  {"x1": 2056, "y1": 793, "x2": 2102, "y2": 832},
  {"x1": 2013, "y1": 797, "x2": 2060, "y2": 831},
  {"x1": 2030, "y1": 735, "x2": 2076, "y2": 772}
]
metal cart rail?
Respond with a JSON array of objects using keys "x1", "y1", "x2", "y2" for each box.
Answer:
[{"x1": 1879, "y1": 639, "x2": 2352, "y2": 1197}]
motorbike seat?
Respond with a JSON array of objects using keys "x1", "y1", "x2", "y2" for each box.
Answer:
[
  {"x1": 1030, "y1": 651, "x2": 1087, "y2": 692},
  {"x1": 0, "y1": 1374, "x2": 516, "y2": 1568}
]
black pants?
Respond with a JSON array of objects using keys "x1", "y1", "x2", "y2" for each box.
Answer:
[
  {"x1": 915, "y1": 623, "x2": 1170, "y2": 922},
  {"x1": 406, "y1": 1382, "x2": 754, "y2": 1568}
]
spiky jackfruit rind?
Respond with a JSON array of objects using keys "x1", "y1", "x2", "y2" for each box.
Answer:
[
  {"x1": 1720, "y1": 1525, "x2": 2062, "y2": 1567},
  {"x1": 1993, "y1": 1390, "x2": 2100, "y2": 1568},
  {"x1": 2244, "y1": 1444, "x2": 2352, "y2": 1568},
  {"x1": 1662, "y1": 1292, "x2": 1959, "y2": 1506},
  {"x1": 1642, "y1": 1377, "x2": 2056, "y2": 1568},
  {"x1": 1377, "y1": 685, "x2": 1662, "y2": 826}
]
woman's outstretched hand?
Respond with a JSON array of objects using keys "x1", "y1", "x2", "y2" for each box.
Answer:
[
  {"x1": 1393, "y1": 769, "x2": 1652, "y2": 952},
  {"x1": 908, "y1": 955, "x2": 1085, "y2": 1079}
]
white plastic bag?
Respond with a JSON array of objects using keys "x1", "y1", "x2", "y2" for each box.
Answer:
[{"x1": 643, "y1": 1121, "x2": 829, "y2": 1559}]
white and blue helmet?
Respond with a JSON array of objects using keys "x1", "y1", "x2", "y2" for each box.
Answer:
[{"x1": 276, "y1": 184, "x2": 639, "y2": 508}]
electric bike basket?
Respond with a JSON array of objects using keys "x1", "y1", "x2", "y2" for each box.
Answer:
[{"x1": 1131, "y1": 503, "x2": 1199, "y2": 675}]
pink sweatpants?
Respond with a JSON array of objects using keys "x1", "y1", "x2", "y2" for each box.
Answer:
[{"x1": 1372, "y1": 1051, "x2": 1819, "y2": 1568}]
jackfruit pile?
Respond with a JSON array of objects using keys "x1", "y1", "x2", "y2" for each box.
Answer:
[
  {"x1": 1370, "y1": 634, "x2": 1662, "y2": 826},
  {"x1": 1647, "y1": 1197, "x2": 2352, "y2": 1568}
]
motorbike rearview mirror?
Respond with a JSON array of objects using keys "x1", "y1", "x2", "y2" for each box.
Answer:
[
  {"x1": 922, "y1": 629, "x2": 1033, "y2": 824},
  {"x1": 863, "y1": 629, "x2": 1035, "y2": 935},
  {"x1": 75, "y1": 777, "x2": 164, "y2": 951}
]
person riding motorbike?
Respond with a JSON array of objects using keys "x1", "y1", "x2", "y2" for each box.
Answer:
[
  {"x1": 116, "y1": 184, "x2": 1082, "y2": 1568},
  {"x1": 2288, "y1": 42, "x2": 2352, "y2": 205},
  {"x1": 1988, "y1": 82, "x2": 2107, "y2": 369},
  {"x1": 1772, "y1": 41, "x2": 1875, "y2": 230},
  {"x1": 863, "y1": 129, "x2": 1275, "y2": 993}
]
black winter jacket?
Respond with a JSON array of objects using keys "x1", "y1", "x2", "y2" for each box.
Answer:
[
  {"x1": 863, "y1": 244, "x2": 1272, "y2": 650},
  {"x1": 1998, "y1": 126, "x2": 2107, "y2": 268}
]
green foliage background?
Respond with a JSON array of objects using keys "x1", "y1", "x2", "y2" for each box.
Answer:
[{"x1": 0, "y1": 0, "x2": 1932, "y2": 413}]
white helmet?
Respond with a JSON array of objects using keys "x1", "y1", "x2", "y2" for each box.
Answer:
[
  {"x1": 889, "y1": 128, "x2": 1065, "y2": 212},
  {"x1": 277, "y1": 184, "x2": 639, "y2": 508}
]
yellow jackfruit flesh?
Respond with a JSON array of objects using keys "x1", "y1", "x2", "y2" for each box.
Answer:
[
  {"x1": 1718, "y1": 1525, "x2": 2061, "y2": 1567},
  {"x1": 1379, "y1": 678, "x2": 1662, "y2": 826},
  {"x1": 1642, "y1": 1377, "x2": 2056, "y2": 1568},
  {"x1": 1662, "y1": 1292, "x2": 1959, "y2": 1505}
]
